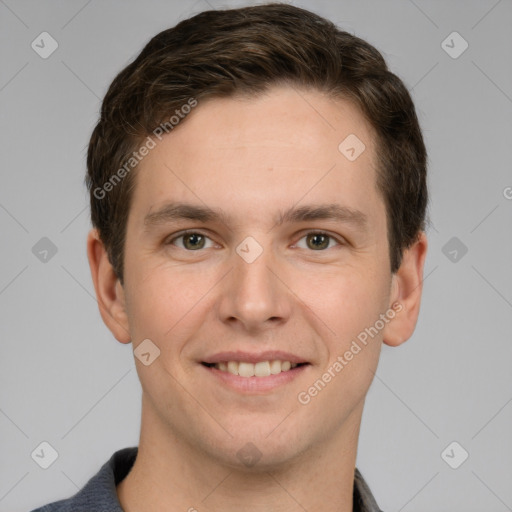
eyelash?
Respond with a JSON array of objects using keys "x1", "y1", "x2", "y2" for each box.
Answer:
[{"x1": 165, "y1": 230, "x2": 344, "y2": 251}]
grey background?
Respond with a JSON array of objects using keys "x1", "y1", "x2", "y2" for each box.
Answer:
[{"x1": 1, "y1": 0, "x2": 511, "y2": 511}]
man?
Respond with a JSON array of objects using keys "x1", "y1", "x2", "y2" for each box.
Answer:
[{"x1": 31, "y1": 3, "x2": 428, "y2": 511}]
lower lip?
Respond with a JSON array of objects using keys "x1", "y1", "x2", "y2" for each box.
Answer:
[{"x1": 201, "y1": 364, "x2": 310, "y2": 393}]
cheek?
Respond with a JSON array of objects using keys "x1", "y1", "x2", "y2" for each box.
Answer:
[
  {"x1": 124, "y1": 261, "x2": 213, "y2": 344},
  {"x1": 295, "y1": 264, "x2": 389, "y2": 346},
  {"x1": 297, "y1": 269, "x2": 386, "y2": 411}
]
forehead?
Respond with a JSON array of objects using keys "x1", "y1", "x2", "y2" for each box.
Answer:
[{"x1": 129, "y1": 86, "x2": 383, "y2": 227}]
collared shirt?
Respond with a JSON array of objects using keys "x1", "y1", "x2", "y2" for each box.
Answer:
[{"x1": 30, "y1": 446, "x2": 383, "y2": 512}]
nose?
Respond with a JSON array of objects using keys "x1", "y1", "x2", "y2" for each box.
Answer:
[{"x1": 217, "y1": 240, "x2": 292, "y2": 333}]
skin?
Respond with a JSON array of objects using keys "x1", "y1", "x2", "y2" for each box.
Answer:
[{"x1": 87, "y1": 85, "x2": 427, "y2": 512}]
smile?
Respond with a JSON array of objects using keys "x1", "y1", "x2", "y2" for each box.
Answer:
[{"x1": 202, "y1": 360, "x2": 305, "y2": 377}]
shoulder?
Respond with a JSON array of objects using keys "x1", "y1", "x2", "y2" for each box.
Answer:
[
  {"x1": 29, "y1": 446, "x2": 138, "y2": 512},
  {"x1": 354, "y1": 467, "x2": 384, "y2": 512}
]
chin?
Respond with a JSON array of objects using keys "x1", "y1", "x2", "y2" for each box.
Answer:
[{"x1": 201, "y1": 420, "x2": 312, "y2": 472}]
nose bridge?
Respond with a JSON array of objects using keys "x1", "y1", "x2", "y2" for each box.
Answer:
[{"x1": 219, "y1": 236, "x2": 289, "y2": 327}]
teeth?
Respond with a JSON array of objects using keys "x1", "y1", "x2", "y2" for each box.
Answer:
[
  {"x1": 269, "y1": 360, "x2": 282, "y2": 375},
  {"x1": 254, "y1": 361, "x2": 270, "y2": 377},
  {"x1": 238, "y1": 362, "x2": 255, "y2": 377},
  {"x1": 212, "y1": 360, "x2": 299, "y2": 377},
  {"x1": 227, "y1": 361, "x2": 238, "y2": 375}
]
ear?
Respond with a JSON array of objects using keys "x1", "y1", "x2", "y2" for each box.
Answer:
[
  {"x1": 87, "y1": 228, "x2": 131, "y2": 344},
  {"x1": 382, "y1": 231, "x2": 428, "y2": 347}
]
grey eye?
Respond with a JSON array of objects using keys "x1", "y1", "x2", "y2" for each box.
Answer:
[
  {"x1": 169, "y1": 232, "x2": 214, "y2": 250},
  {"x1": 295, "y1": 232, "x2": 340, "y2": 251}
]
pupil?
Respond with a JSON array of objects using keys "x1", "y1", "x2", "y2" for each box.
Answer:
[
  {"x1": 185, "y1": 233, "x2": 203, "y2": 250},
  {"x1": 309, "y1": 233, "x2": 328, "y2": 250}
]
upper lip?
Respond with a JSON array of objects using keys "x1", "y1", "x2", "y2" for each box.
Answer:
[{"x1": 201, "y1": 350, "x2": 309, "y2": 365}]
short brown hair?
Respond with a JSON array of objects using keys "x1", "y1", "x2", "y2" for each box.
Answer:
[{"x1": 86, "y1": 2, "x2": 428, "y2": 284}]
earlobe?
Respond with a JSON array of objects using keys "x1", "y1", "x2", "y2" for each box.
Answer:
[
  {"x1": 86, "y1": 228, "x2": 131, "y2": 344},
  {"x1": 382, "y1": 231, "x2": 428, "y2": 347}
]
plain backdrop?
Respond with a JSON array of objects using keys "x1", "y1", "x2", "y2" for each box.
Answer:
[{"x1": 1, "y1": 1, "x2": 511, "y2": 511}]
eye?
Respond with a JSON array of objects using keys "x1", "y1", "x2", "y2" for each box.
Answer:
[
  {"x1": 295, "y1": 231, "x2": 342, "y2": 251},
  {"x1": 166, "y1": 230, "x2": 343, "y2": 252},
  {"x1": 167, "y1": 231, "x2": 215, "y2": 251}
]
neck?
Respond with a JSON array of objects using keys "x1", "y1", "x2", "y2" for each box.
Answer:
[{"x1": 117, "y1": 398, "x2": 363, "y2": 512}]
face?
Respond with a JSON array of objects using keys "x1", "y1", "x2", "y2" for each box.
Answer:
[{"x1": 96, "y1": 86, "x2": 416, "y2": 469}]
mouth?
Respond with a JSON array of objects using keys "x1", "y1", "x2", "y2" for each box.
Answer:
[
  {"x1": 201, "y1": 360, "x2": 309, "y2": 377},
  {"x1": 199, "y1": 351, "x2": 311, "y2": 393}
]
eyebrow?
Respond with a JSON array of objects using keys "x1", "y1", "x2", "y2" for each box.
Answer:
[{"x1": 143, "y1": 202, "x2": 368, "y2": 232}]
